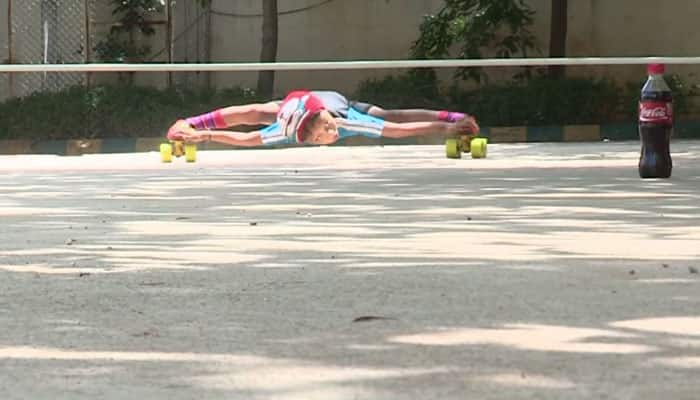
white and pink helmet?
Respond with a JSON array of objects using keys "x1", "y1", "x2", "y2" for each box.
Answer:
[{"x1": 277, "y1": 90, "x2": 326, "y2": 143}]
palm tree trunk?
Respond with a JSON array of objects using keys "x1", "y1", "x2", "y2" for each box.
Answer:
[
  {"x1": 549, "y1": 0, "x2": 568, "y2": 78},
  {"x1": 257, "y1": 0, "x2": 278, "y2": 97}
]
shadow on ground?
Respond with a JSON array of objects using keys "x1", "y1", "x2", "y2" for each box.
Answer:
[{"x1": 0, "y1": 142, "x2": 699, "y2": 399}]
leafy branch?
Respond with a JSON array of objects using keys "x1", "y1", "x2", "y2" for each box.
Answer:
[{"x1": 411, "y1": 0, "x2": 539, "y2": 82}]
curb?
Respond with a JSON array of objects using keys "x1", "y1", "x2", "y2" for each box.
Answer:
[{"x1": 2, "y1": 123, "x2": 699, "y2": 155}]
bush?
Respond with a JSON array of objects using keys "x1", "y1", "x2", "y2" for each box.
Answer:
[
  {"x1": 0, "y1": 84, "x2": 261, "y2": 140},
  {"x1": 356, "y1": 72, "x2": 692, "y2": 127},
  {"x1": 354, "y1": 70, "x2": 443, "y2": 109},
  {"x1": 0, "y1": 74, "x2": 693, "y2": 141},
  {"x1": 449, "y1": 76, "x2": 625, "y2": 126}
]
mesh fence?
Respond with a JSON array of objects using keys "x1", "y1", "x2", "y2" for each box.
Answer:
[
  {"x1": 1, "y1": 0, "x2": 214, "y2": 99},
  {"x1": 169, "y1": 1, "x2": 210, "y2": 89},
  {"x1": 9, "y1": 0, "x2": 92, "y2": 97}
]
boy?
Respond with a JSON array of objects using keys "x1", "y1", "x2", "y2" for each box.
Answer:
[{"x1": 166, "y1": 90, "x2": 479, "y2": 147}]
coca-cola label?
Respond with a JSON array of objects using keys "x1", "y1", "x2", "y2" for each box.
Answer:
[{"x1": 639, "y1": 101, "x2": 673, "y2": 124}]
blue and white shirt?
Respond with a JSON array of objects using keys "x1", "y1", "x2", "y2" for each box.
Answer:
[{"x1": 260, "y1": 91, "x2": 384, "y2": 145}]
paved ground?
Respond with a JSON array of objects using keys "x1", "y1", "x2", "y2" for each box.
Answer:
[{"x1": 1, "y1": 141, "x2": 699, "y2": 400}]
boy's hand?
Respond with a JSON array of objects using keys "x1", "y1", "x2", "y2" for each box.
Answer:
[
  {"x1": 167, "y1": 120, "x2": 193, "y2": 140},
  {"x1": 180, "y1": 131, "x2": 211, "y2": 143},
  {"x1": 454, "y1": 115, "x2": 480, "y2": 135},
  {"x1": 167, "y1": 120, "x2": 210, "y2": 142}
]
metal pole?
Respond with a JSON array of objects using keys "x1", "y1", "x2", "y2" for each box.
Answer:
[{"x1": 2, "y1": 57, "x2": 699, "y2": 73}]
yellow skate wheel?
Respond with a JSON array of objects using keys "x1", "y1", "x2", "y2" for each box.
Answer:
[
  {"x1": 445, "y1": 138, "x2": 461, "y2": 159},
  {"x1": 184, "y1": 144, "x2": 197, "y2": 163},
  {"x1": 173, "y1": 141, "x2": 184, "y2": 157},
  {"x1": 470, "y1": 138, "x2": 488, "y2": 159},
  {"x1": 160, "y1": 143, "x2": 173, "y2": 163},
  {"x1": 460, "y1": 135, "x2": 472, "y2": 153}
]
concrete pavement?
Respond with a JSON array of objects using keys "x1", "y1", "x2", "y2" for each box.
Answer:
[{"x1": 1, "y1": 141, "x2": 699, "y2": 399}]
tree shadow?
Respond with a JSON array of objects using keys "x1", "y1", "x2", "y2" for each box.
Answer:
[{"x1": 1, "y1": 143, "x2": 699, "y2": 398}]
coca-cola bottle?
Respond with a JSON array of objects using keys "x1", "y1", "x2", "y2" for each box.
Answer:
[{"x1": 638, "y1": 63, "x2": 673, "y2": 179}]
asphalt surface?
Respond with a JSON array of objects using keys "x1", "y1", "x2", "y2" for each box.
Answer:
[{"x1": 1, "y1": 141, "x2": 699, "y2": 399}]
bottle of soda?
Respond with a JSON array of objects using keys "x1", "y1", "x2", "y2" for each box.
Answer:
[{"x1": 638, "y1": 63, "x2": 673, "y2": 179}]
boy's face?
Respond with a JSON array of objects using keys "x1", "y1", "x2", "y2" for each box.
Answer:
[{"x1": 305, "y1": 110, "x2": 339, "y2": 145}]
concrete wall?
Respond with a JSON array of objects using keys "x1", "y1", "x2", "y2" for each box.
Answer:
[
  {"x1": 562, "y1": 0, "x2": 700, "y2": 82},
  {"x1": 89, "y1": 0, "x2": 170, "y2": 88},
  {"x1": 205, "y1": 0, "x2": 445, "y2": 95},
  {"x1": 201, "y1": 0, "x2": 700, "y2": 94},
  {"x1": 1, "y1": 0, "x2": 700, "y2": 99}
]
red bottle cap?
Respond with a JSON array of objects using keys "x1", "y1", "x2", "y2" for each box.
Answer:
[{"x1": 648, "y1": 64, "x2": 665, "y2": 75}]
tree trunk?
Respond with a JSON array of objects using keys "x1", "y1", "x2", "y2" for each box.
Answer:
[
  {"x1": 548, "y1": 0, "x2": 568, "y2": 78},
  {"x1": 257, "y1": 0, "x2": 278, "y2": 98}
]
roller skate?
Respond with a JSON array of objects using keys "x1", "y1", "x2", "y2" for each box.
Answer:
[
  {"x1": 161, "y1": 121, "x2": 197, "y2": 163},
  {"x1": 444, "y1": 115, "x2": 487, "y2": 159}
]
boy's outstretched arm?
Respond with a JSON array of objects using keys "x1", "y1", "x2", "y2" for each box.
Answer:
[
  {"x1": 380, "y1": 118, "x2": 478, "y2": 139},
  {"x1": 168, "y1": 121, "x2": 263, "y2": 147},
  {"x1": 208, "y1": 130, "x2": 264, "y2": 147}
]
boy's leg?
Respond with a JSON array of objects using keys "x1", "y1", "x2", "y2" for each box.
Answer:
[
  {"x1": 366, "y1": 105, "x2": 467, "y2": 123},
  {"x1": 347, "y1": 101, "x2": 479, "y2": 136},
  {"x1": 339, "y1": 107, "x2": 476, "y2": 140}
]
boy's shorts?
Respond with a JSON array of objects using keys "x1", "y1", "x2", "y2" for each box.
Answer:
[
  {"x1": 260, "y1": 122, "x2": 287, "y2": 146},
  {"x1": 337, "y1": 107, "x2": 384, "y2": 140},
  {"x1": 347, "y1": 100, "x2": 373, "y2": 114},
  {"x1": 273, "y1": 91, "x2": 375, "y2": 116}
]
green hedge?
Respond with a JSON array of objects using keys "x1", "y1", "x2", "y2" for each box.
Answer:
[
  {"x1": 0, "y1": 73, "x2": 691, "y2": 140},
  {"x1": 355, "y1": 71, "x2": 691, "y2": 127},
  {"x1": 0, "y1": 85, "x2": 261, "y2": 140}
]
